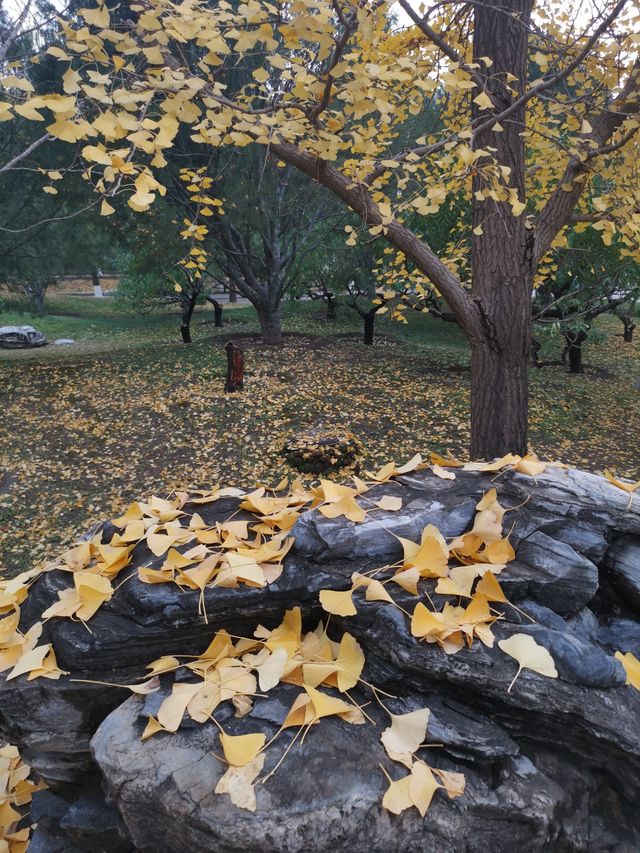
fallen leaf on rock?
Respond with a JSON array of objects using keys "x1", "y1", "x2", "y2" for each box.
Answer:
[
  {"x1": 380, "y1": 708, "x2": 430, "y2": 768},
  {"x1": 253, "y1": 646, "x2": 289, "y2": 692},
  {"x1": 475, "y1": 570, "x2": 508, "y2": 603},
  {"x1": 615, "y1": 651, "x2": 640, "y2": 689},
  {"x1": 219, "y1": 732, "x2": 266, "y2": 767},
  {"x1": 498, "y1": 633, "x2": 558, "y2": 692},
  {"x1": 431, "y1": 464, "x2": 455, "y2": 480},
  {"x1": 381, "y1": 772, "x2": 413, "y2": 814},
  {"x1": 334, "y1": 632, "x2": 365, "y2": 691},
  {"x1": 319, "y1": 588, "x2": 357, "y2": 617},
  {"x1": 408, "y1": 761, "x2": 440, "y2": 816},
  {"x1": 432, "y1": 767, "x2": 465, "y2": 798},
  {"x1": 214, "y1": 753, "x2": 265, "y2": 811},
  {"x1": 389, "y1": 566, "x2": 420, "y2": 595},
  {"x1": 399, "y1": 524, "x2": 449, "y2": 578},
  {"x1": 141, "y1": 716, "x2": 168, "y2": 740},
  {"x1": 374, "y1": 495, "x2": 403, "y2": 511}
]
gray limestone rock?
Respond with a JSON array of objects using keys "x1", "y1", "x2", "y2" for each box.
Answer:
[
  {"x1": 1, "y1": 465, "x2": 639, "y2": 851},
  {"x1": 605, "y1": 535, "x2": 640, "y2": 611}
]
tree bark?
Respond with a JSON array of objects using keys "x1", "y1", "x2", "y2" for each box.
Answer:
[
  {"x1": 209, "y1": 298, "x2": 223, "y2": 327},
  {"x1": 256, "y1": 304, "x2": 283, "y2": 345},
  {"x1": 228, "y1": 281, "x2": 237, "y2": 303},
  {"x1": 224, "y1": 341, "x2": 244, "y2": 392},
  {"x1": 469, "y1": 0, "x2": 534, "y2": 458},
  {"x1": 180, "y1": 295, "x2": 197, "y2": 344},
  {"x1": 27, "y1": 285, "x2": 46, "y2": 317},
  {"x1": 363, "y1": 312, "x2": 375, "y2": 345}
]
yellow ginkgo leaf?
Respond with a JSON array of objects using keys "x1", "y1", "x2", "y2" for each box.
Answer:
[
  {"x1": 604, "y1": 470, "x2": 640, "y2": 494},
  {"x1": 475, "y1": 570, "x2": 508, "y2": 603},
  {"x1": 157, "y1": 682, "x2": 202, "y2": 732},
  {"x1": 335, "y1": 632, "x2": 364, "y2": 692},
  {"x1": 319, "y1": 588, "x2": 357, "y2": 617},
  {"x1": 374, "y1": 495, "x2": 403, "y2": 511},
  {"x1": 381, "y1": 773, "x2": 413, "y2": 814},
  {"x1": 473, "y1": 91, "x2": 493, "y2": 110},
  {"x1": 141, "y1": 715, "x2": 168, "y2": 741},
  {"x1": 254, "y1": 647, "x2": 288, "y2": 692},
  {"x1": 389, "y1": 567, "x2": 420, "y2": 596},
  {"x1": 305, "y1": 684, "x2": 353, "y2": 720},
  {"x1": 219, "y1": 731, "x2": 266, "y2": 767},
  {"x1": 74, "y1": 572, "x2": 113, "y2": 620},
  {"x1": 408, "y1": 761, "x2": 440, "y2": 817},
  {"x1": 615, "y1": 651, "x2": 640, "y2": 690},
  {"x1": 214, "y1": 753, "x2": 265, "y2": 812},
  {"x1": 431, "y1": 464, "x2": 455, "y2": 480},
  {"x1": 380, "y1": 708, "x2": 430, "y2": 767},
  {"x1": 145, "y1": 656, "x2": 180, "y2": 676},
  {"x1": 498, "y1": 633, "x2": 558, "y2": 692}
]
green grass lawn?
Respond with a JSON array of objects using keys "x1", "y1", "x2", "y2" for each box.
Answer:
[{"x1": 0, "y1": 295, "x2": 638, "y2": 576}]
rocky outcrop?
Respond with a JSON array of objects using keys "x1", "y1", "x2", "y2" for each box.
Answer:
[{"x1": 1, "y1": 465, "x2": 639, "y2": 851}]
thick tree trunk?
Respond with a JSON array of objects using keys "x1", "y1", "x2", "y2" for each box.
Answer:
[
  {"x1": 363, "y1": 312, "x2": 375, "y2": 345},
  {"x1": 256, "y1": 304, "x2": 283, "y2": 345},
  {"x1": 470, "y1": 0, "x2": 534, "y2": 459},
  {"x1": 224, "y1": 341, "x2": 244, "y2": 392},
  {"x1": 564, "y1": 331, "x2": 586, "y2": 374},
  {"x1": 180, "y1": 296, "x2": 196, "y2": 344},
  {"x1": 470, "y1": 342, "x2": 529, "y2": 458}
]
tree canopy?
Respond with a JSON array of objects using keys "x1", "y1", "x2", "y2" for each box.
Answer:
[{"x1": 1, "y1": 0, "x2": 638, "y2": 456}]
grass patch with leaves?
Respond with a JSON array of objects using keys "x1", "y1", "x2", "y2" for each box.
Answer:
[{"x1": 0, "y1": 298, "x2": 638, "y2": 574}]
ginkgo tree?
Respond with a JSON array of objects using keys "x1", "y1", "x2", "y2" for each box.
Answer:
[{"x1": 2, "y1": 0, "x2": 639, "y2": 457}]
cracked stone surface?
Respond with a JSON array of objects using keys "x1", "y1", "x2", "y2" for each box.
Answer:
[{"x1": 1, "y1": 466, "x2": 639, "y2": 851}]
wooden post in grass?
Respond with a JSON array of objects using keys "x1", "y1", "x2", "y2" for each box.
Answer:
[{"x1": 224, "y1": 341, "x2": 244, "y2": 392}]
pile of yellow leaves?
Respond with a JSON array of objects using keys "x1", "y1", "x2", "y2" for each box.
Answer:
[
  {"x1": 2, "y1": 453, "x2": 639, "y2": 822},
  {"x1": 0, "y1": 744, "x2": 45, "y2": 852},
  {"x1": 130, "y1": 607, "x2": 466, "y2": 816},
  {"x1": 380, "y1": 708, "x2": 465, "y2": 816},
  {"x1": 319, "y1": 488, "x2": 515, "y2": 638}
]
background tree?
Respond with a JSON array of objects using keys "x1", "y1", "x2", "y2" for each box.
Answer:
[
  {"x1": 532, "y1": 236, "x2": 640, "y2": 373},
  {"x1": 198, "y1": 151, "x2": 340, "y2": 345},
  {"x1": 4, "y1": 0, "x2": 639, "y2": 457}
]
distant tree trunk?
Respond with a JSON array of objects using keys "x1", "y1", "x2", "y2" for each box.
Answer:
[
  {"x1": 180, "y1": 294, "x2": 197, "y2": 343},
  {"x1": 224, "y1": 341, "x2": 244, "y2": 391},
  {"x1": 32, "y1": 291, "x2": 45, "y2": 317},
  {"x1": 326, "y1": 293, "x2": 337, "y2": 321},
  {"x1": 363, "y1": 312, "x2": 375, "y2": 345},
  {"x1": 207, "y1": 297, "x2": 223, "y2": 327},
  {"x1": 26, "y1": 284, "x2": 46, "y2": 317},
  {"x1": 256, "y1": 303, "x2": 283, "y2": 345},
  {"x1": 621, "y1": 316, "x2": 636, "y2": 343},
  {"x1": 228, "y1": 281, "x2": 237, "y2": 303},
  {"x1": 92, "y1": 268, "x2": 104, "y2": 298},
  {"x1": 563, "y1": 330, "x2": 587, "y2": 374}
]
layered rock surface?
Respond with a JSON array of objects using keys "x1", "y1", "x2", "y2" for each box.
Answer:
[{"x1": 1, "y1": 466, "x2": 639, "y2": 851}]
